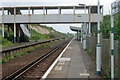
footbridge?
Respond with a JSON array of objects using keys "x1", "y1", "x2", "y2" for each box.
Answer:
[
  {"x1": 0, "y1": 5, "x2": 103, "y2": 24},
  {"x1": 0, "y1": 5, "x2": 103, "y2": 43}
]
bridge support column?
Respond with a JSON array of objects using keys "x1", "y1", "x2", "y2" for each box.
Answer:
[
  {"x1": 58, "y1": 7, "x2": 61, "y2": 14},
  {"x1": 2, "y1": 23, "x2": 4, "y2": 37},
  {"x1": 2, "y1": 8, "x2": 4, "y2": 37},
  {"x1": 14, "y1": 23, "x2": 16, "y2": 43},
  {"x1": 83, "y1": 4, "x2": 87, "y2": 50},
  {"x1": 43, "y1": 7, "x2": 45, "y2": 15},
  {"x1": 28, "y1": 24, "x2": 31, "y2": 41},
  {"x1": 28, "y1": 7, "x2": 30, "y2": 15},
  {"x1": 96, "y1": 0, "x2": 101, "y2": 75},
  {"x1": 18, "y1": 24, "x2": 21, "y2": 43},
  {"x1": 14, "y1": 8, "x2": 16, "y2": 43},
  {"x1": 81, "y1": 29, "x2": 83, "y2": 43},
  {"x1": 28, "y1": 24, "x2": 31, "y2": 33},
  {"x1": 32, "y1": 9, "x2": 34, "y2": 14},
  {"x1": 77, "y1": 31, "x2": 78, "y2": 40},
  {"x1": 83, "y1": 32, "x2": 86, "y2": 50},
  {"x1": 8, "y1": 10, "x2": 9, "y2": 15},
  {"x1": 77, "y1": 31, "x2": 79, "y2": 40},
  {"x1": 88, "y1": 7, "x2": 91, "y2": 37},
  {"x1": 88, "y1": 22, "x2": 91, "y2": 37},
  {"x1": 73, "y1": 6, "x2": 75, "y2": 14},
  {"x1": 46, "y1": 9, "x2": 47, "y2": 14},
  {"x1": 8, "y1": 26, "x2": 10, "y2": 40}
]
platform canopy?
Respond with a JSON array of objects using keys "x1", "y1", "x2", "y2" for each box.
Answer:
[{"x1": 70, "y1": 26, "x2": 81, "y2": 32}]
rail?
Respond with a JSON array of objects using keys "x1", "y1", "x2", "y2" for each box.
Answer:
[
  {"x1": 1, "y1": 38, "x2": 64, "y2": 56},
  {"x1": 2, "y1": 38, "x2": 71, "y2": 80}
]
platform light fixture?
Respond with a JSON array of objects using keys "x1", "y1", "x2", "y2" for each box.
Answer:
[{"x1": 79, "y1": 3, "x2": 87, "y2": 50}]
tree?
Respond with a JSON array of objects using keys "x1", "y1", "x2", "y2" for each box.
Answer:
[{"x1": 93, "y1": 14, "x2": 120, "y2": 41}]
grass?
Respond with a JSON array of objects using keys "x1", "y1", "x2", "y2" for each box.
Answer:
[
  {"x1": 0, "y1": 37, "x2": 12, "y2": 47},
  {"x1": 30, "y1": 29, "x2": 50, "y2": 41},
  {"x1": 88, "y1": 49, "x2": 92, "y2": 53},
  {"x1": 103, "y1": 68, "x2": 111, "y2": 79},
  {"x1": 86, "y1": 46, "x2": 92, "y2": 54},
  {"x1": 0, "y1": 25, "x2": 13, "y2": 47},
  {"x1": 1, "y1": 39, "x2": 61, "y2": 63},
  {"x1": 2, "y1": 55, "x2": 15, "y2": 63},
  {"x1": 0, "y1": 24, "x2": 73, "y2": 47}
]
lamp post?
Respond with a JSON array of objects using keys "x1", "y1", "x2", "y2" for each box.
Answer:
[
  {"x1": 81, "y1": 27, "x2": 83, "y2": 43},
  {"x1": 79, "y1": 4, "x2": 87, "y2": 50},
  {"x1": 96, "y1": 0, "x2": 101, "y2": 75},
  {"x1": 84, "y1": 4, "x2": 87, "y2": 50},
  {"x1": 77, "y1": 30, "x2": 79, "y2": 40},
  {"x1": 83, "y1": 23, "x2": 87, "y2": 50}
]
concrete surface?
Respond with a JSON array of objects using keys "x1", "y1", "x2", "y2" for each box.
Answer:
[{"x1": 47, "y1": 38, "x2": 101, "y2": 79}]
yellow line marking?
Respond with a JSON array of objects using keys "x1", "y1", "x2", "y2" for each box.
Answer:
[{"x1": 80, "y1": 73, "x2": 90, "y2": 76}]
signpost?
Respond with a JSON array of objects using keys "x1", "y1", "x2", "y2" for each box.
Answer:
[{"x1": 111, "y1": 0, "x2": 120, "y2": 79}]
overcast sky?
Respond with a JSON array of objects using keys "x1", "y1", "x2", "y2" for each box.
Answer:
[{"x1": 1, "y1": 0, "x2": 116, "y2": 33}]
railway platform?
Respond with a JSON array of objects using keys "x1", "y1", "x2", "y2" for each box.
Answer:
[{"x1": 44, "y1": 38, "x2": 101, "y2": 79}]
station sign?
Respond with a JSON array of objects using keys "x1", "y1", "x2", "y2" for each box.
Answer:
[{"x1": 111, "y1": 0, "x2": 120, "y2": 15}]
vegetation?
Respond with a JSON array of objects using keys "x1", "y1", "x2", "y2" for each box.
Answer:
[
  {"x1": 0, "y1": 23, "x2": 73, "y2": 63},
  {"x1": 30, "y1": 29, "x2": 50, "y2": 41},
  {"x1": 0, "y1": 35, "x2": 12, "y2": 47},
  {"x1": 93, "y1": 12, "x2": 120, "y2": 41},
  {"x1": 0, "y1": 26, "x2": 13, "y2": 47},
  {"x1": 92, "y1": 12, "x2": 120, "y2": 79},
  {"x1": 1, "y1": 39, "x2": 61, "y2": 63},
  {"x1": 0, "y1": 24, "x2": 73, "y2": 47},
  {"x1": 103, "y1": 68, "x2": 111, "y2": 79},
  {"x1": 30, "y1": 24, "x2": 72, "y2": 41}
]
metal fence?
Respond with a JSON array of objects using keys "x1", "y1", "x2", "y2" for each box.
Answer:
[{"x1": 86, "y1": 37, "x2": 120, "y2": 78}]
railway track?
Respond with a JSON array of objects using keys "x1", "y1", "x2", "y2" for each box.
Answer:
[
  {"x1": 3, "y1": 38, "x2": 72, "y2": 80},
  {"x1": 1, "y1": 38, "x2": 63, "y2": 56}
]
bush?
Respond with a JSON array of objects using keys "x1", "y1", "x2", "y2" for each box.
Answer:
[
  {"x1": 0, "y1": 35, "x2": 12, "y2": 47},
  {"x1": 19, "y1": 52, "x2": 25, "y2": 56},
  {"x1": 0, "y1": 60, "x2": 2, "y2": 63},
  {"x1": 9, "y1": 55, "x2": 14, "y2": 60},
  {"x1": 93, "y1": 13, "x2": 120, "y2": 41},
  {"x1": 13, "y1": 53, "x2": 19, "y2": 57},
  {"x1": 27, "y1": 49, "x2": 33, "y2": 53},
  {"x1": 103, "y1": 68, "x2": 111, "y2": 79},
  {"x1": 88, "y1": 49, "x2": 92, "y2": 53},
  {"x1": 49, "y1": 33, "x2": 56, "y2": 38},
  {"x1": 2, "y1": 59, "x2": 8, "y2": 63}
]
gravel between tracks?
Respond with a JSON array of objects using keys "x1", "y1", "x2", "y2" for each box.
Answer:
[
  {"x1": 17, "y1": 38, "x2": 71, "y2": 80},
  {"x1": 2, "y1": 38, "x2": 69, "y2": 79}
]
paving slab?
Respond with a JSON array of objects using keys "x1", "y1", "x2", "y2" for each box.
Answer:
[{"x1": 47, "y1": 39, "x2": 101, "y2": 79}]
